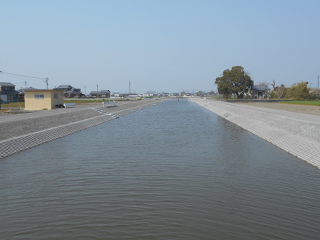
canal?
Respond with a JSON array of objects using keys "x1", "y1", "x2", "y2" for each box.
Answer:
[{"x1": 1, "y1": 99, "x2": 320, "y2": 239}]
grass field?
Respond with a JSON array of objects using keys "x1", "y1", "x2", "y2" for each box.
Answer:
[
  {"x1": 280, "y1": 100, "x2": 320, "y2": 106},
  {"x1": 0, "y1": 101, "x2": 25, "y2": 108}
]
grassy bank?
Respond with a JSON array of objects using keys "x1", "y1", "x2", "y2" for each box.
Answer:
[
  {"x1": 0, "y1": 101, "x2": 25, "y2": 108},
  {"x1": 280, "y1": 100, "x2": 320, "y2": 106}
]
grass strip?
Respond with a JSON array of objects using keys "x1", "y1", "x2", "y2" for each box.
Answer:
[
  {"x1": 0, "y1": 102, "x2": 25, "y2": 108},
  {"x1": 280, "y1": 100, "x2": 320, "y2": 106}
]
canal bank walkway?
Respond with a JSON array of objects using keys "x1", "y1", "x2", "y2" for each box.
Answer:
[
  {"x1": 0, "y1": 99, "x2": 166, "y2": 159},
  {"x1": 192, "y1": 98, "x2": 320, "y2": 169}
]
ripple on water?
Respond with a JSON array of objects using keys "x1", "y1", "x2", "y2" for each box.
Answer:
[{"x1": 1, "y1": 100, "x2": 320, "y2": 239}]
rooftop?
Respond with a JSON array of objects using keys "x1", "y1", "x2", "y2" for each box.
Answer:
[
  {"x1": 24, "y1": 88, "x2": 64, "y2": 91},
  {"x1": 0, "y1": 82, "x2": 15, "y2": 87},
  {"x1": 252, "y1": 85, "x2": 269, "y2": 91}
]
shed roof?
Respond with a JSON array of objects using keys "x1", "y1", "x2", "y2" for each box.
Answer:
[
  {"x1": 56, "y1": 85, "x2": 72, "y2": 89},
  {"x1": 24, "y1": 88, "x2": 64, "y2": 92},
  {"x1": 252, "y1": 85, "x2": 269, "y2": 91},
  {"x1": 0, "y1": 82, "x2": 15, "y2": 87},
  {"x1": 18, "y1": 87, "x2": 37, "y2": 93}
]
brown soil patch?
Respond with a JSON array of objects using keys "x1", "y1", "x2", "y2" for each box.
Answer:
[{"x1": 0, "y1": 109, "x2": 12, "y2": 113}]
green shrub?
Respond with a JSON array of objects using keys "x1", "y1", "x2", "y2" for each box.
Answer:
[{"x1": 285, "y1": 82, "x2": 310, "y2": 100}]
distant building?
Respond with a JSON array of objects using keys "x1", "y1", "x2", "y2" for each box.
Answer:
[
  {"x1": 90, "y1": 90, "x2": 111, "y2": 98},
  {"x1": 251, "y1": 85, "x2": 269, "y2": 98},
  {"x1": 56, "y1": 85, "x2": 72, "y2": 91},
  {"x1": 139, "y1": 93, "x2": 153, "y2": 97},
  {"x1": 100, "y1": 90, "x2": 111, "y2": 98},
  {"x1": 159, "y1": 92, "x2": 169, "y2": 97},
  {"x1": 89, "y1": 91, "x2": 99, "y2": 98},
  {"x1": 56, "y1": 85, "x2": 82, "y2": 98},
  {"x1": 111, "y1": 92, "x2": 122, "y2": 97},
  {"x1": 18, "y1": 87, "x2": 37, "y2": 101},
  {"x1": 24, "y1": 89, "x2": 64, "y2": 110},
  {"x1": 0, "y1": 82, "x2": 18, "y2": 102}
]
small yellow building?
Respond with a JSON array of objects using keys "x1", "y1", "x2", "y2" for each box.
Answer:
[{"x1": 25, "y1": 89, "x2": 64, "y2": 110}]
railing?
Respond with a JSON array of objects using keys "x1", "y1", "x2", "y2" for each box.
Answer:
[
  {"x1": 64, "y1": 103, "x2": 76, "y2": 108},
  {"x1": 102, "y1": 101, "x2": 115, "y2": 107}
]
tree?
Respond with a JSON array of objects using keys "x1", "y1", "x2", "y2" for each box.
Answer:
[
  {"x1": 285, "y1": 81, "x2": 310, "y2": 100},
  {"x1": 270, "y1": 80, "x2": 286, "y2": 98},
  {"x1": 215, "y1": 66, "x2": 253, "y2": 99},
  {"x1": 195, "y1": 91, "x2": 204, "y2": 96},
  {"x1": 180, "y1": 91, "x2": 187, "y2": 96},
  {"x1": 271, "y1": 79, "x2": 276, "y2": 90},
  {"x1": 270, "y1": 84, "x2": 286, "y2": 98}
]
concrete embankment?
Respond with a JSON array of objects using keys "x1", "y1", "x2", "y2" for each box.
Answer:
[
  {"x1": 0, "y1": 99, "x2": 166, "y2": 159},
  {"x1": 192, "y1": 98, "x2": 320, "y2": 169}
]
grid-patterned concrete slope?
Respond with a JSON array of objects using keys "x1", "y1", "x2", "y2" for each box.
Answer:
[
  {"x1": 0, "y1": 114, "x2": 112, "y2": 158},
  {"x1": 0, "y1": 99, "x2": 164, "y2": 159},
  {"x1": 192, "y1": 98, "x2": 320, "y2": 169}
]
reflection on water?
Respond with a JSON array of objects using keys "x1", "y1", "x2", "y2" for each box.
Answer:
[{"x1": 1, "y1": 99, "x2": 320, "y2": 239}]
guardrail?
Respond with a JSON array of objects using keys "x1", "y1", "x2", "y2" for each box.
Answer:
[
  {"x1": 102, "y1": 101, "x2": 116, "y2": 107},
  {"x1": 64, "y1": 103, "x2": 76, "y2": 108}
]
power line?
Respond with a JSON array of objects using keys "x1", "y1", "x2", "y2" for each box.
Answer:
[
  {"x1": 0, "y1": 70, "x2": 47, "y2": 80},
  {"x1": 1, "y1": 70, "x2": 49, "y2": 89},
  {"x1": 44, "y1": 78, "x2": 49, "y2": 89}
]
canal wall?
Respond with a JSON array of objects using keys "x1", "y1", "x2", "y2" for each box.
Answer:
[
  {"x1": 192, "y1": 98, "x2": 320, "y2": 169},
  {"x1": 0, "y1": 99, "x2": 164, "y2": 159}
]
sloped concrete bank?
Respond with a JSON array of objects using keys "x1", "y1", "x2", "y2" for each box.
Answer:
[
  {"x1": 0, "y1": 99, "x2": 165, "y2": 159},
  {"x1": 192, "y1": 98, "x2": 320, "y2": 169}
]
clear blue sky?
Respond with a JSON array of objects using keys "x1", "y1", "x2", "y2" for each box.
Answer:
[{"x1": 1, "y1": 0, "x2": 319, "y2": 94}]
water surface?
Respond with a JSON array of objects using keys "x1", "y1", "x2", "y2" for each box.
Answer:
[{"x1": 1, "y1": 100, "x2": 320, "y2": 239}]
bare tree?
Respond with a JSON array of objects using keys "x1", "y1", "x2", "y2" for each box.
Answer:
[{"x1": 271, "y1": 79, "x2": 276, "y2": 90}]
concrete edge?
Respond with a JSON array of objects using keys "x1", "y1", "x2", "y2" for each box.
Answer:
[
  {"x1": 191, "y1": 98, "x2": 320, "y2": 169},
  {"x1": 0, "y1": 100, "x2": 165, "y2": 159}
]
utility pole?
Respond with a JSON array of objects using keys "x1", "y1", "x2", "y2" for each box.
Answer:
[
  {"x1": 318, "y1": 76, "x2": 320, "y2": 98},
  {"x1": 25, "y1": 81, "x2": 27, "y2": 88},
  {"x1": 97, "y1": 85, "x2": 98, "y2": 98},
  {"x1": 43, "y1": 78, "x2": 49, "y2": 89},
  {"x1": 129, "y1": 81, "x2": 131, "y2": 94}
]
